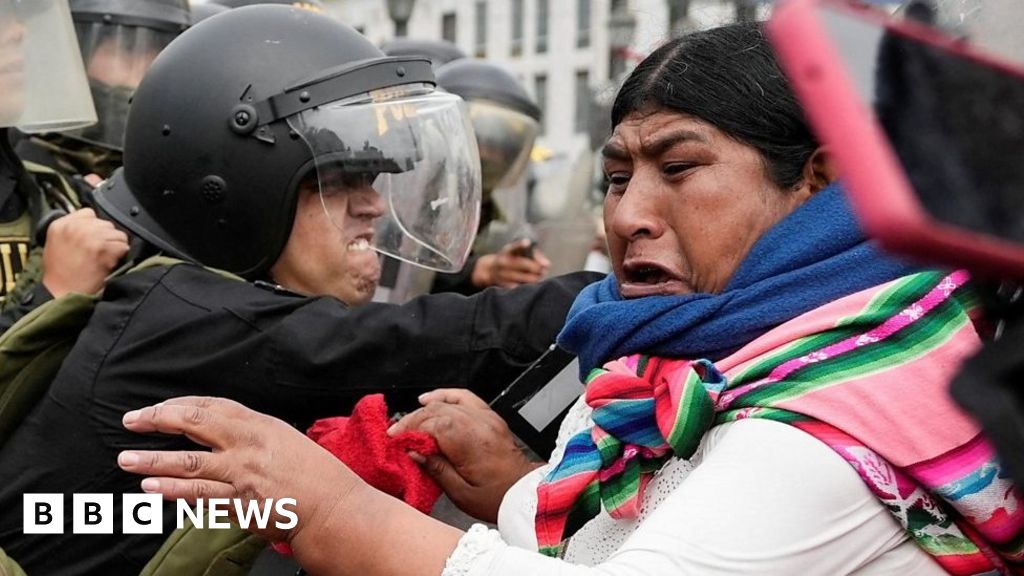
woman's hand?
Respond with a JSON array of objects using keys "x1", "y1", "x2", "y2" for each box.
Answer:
[
  {"x1": 117, "y1": 396, "x2": 359, "y2": 546},
  {"x1": 389, "y1": 389, "x2": 543, "y2": 522},
  {"x1": 120, "y1": 397, "x2": 466, "y2": 575}
]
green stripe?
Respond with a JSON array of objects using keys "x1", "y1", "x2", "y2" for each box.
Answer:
[
  {"x1": 669, "y1": 376, "x2": 716, "y2": 457},
  {"x1": 716, "y1": 407, "x2": 809, "y2": 425},
  {"x1": 636, "y1": 355, "x2": 651, "y2": 377},
  {"x1": 731, "y1": 273, "x2": 943, "y2": 384},
  {"x1": 600, "y1": 462, "x2": 640, "y2": 511},
  {"x1": 914, "y1": 533, "x2": 980, "y2": 555},
  {"x1": 737, "y1": 301, "x2": 966, "y2": 407},
  {"x1": 732, "y1": 295, "x2": 969, "y2": 407}
]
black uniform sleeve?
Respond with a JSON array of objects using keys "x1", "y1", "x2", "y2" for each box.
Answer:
[
  {"x1": 0, "y1": 282, "x2": 53, "y2": 335},
  {"x1": 430, "y1": 254, "x2": 482, "y2": 295},
  {"x1": 86, "y1": 265, "x2": 604, "y2": 429},
  {"x1": 264, "y1": 270, "x2": 605, "y2": 418}
]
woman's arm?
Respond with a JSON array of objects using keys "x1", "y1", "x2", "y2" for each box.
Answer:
[
  {"x1": 119, "y1": 399, "x2": 930, "y2": 576},
  {"x1": 118, "y1": 397, "x2": 464, "y2": 576}
]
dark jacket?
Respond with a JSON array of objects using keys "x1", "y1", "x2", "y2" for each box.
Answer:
[{"x1": 0, "y1": 263, "x2": 603, "y2": 575}]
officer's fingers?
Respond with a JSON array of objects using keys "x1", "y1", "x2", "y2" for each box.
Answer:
[
  {"x1": 418, "y1": 388, "x2": 490, "y2": 410},
  {"x1": 122, "y1": 404, "x2": 237, "y2": 450},
  {"x1": 84, "y1": 174, "x2": 104, "y2": 188},
  {"x1": 139, "y1": 477, "x2": 236, "y2": 503},
  {"x1": 100, "y1": 232, "x2": 132, "y2": 254},
  {"x1": 495, "y1": 270, "x2": 543, "y2": 288},
  {"x1": 532, "y1": 248, "x2": 552, "y2": 269},
  {"x1": 500, "y1": 256, "x2": 545, "y2": 275},
  {"x1": 64, "y1": 207, "x2": 96, "y2": 220}
]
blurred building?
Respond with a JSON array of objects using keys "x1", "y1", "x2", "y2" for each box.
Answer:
[
  {"x1": 325, "y1": 0, "x2": 768, "y2": 161},
  {"x1": 323, "y1": 0, "x2": 769, "y2": 278}
]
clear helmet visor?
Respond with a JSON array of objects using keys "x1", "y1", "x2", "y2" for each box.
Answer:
[
  {"x1": 468, "y1": 99, "x2": 540, "y2": 193},
  {"x1": 288, "y1": 85, "x2": 482, "y2": 273},
  {"x1": 0, "y1": 0, "x2": 96, "y2": 132},
  {"x1": 63, "y1": 21, "x2": 177, "y2": 150}
]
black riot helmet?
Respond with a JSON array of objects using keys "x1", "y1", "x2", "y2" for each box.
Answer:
[
  {"x1": 190, "y1": 2, "x2": 228, "y2": 24},
  {"x1": 437, "y1": 59, "x2": 541, "y2": 194},
  {"x1": 65, "y1": 0, "x2": 191, "y2": 151},
  {"x1": 380, "y1": 38, "x2": 467, "y2": 70},
  {"x1": 94, "y1": 5, "x2": 482, "y2": 278},
  {"x1": 216, "y1": 0, "x2": 326, "y2": 12}
]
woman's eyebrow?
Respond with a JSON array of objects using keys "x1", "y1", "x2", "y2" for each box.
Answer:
[
  {"x1": 601, "y1": 129, "x2": 709, "y2": 161},
  {"x1": 601, "y1": 141, "x2": 630, "y2": 161},
  {"x1": 641, "y1": 129, "x2": 708, "y2": 156}
]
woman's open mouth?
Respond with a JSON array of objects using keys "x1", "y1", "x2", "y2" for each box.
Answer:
[{"x1": 619, "y1": 260, "x2": 690, "y2": 298}]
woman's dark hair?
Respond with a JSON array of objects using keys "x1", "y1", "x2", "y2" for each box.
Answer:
[{"x1": 611, "y1": 22, "x2": 817, "y2": 189}]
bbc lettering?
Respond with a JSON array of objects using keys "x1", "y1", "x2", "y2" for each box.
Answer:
[{"x1": 23, "y1": 495, "x2": 298, "y2": 534}]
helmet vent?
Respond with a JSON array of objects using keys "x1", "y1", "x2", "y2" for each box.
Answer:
[{"x1": 201, "y1": 176, "x2": 227, "y2": 204}]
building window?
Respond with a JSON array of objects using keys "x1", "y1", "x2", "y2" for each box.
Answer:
[
  {"x1": 474, "y1": 1, "x2": 487, "y2": 58},
  {"x1": 511, "y1": 0, "x2": 524, "y2": 57},
  {"x1": 534, "y1": 73, "x2": 548, "y2": 133},
  {"x1": 441, "y1": 12, "x2": 457, "y2": 43},
  {"x1": 535, "y1": 0, "x2": 549, "y2": 54},
  {"x1": 440, "y1": 11, "x2": 456, "y2": 42},
  {"x1": 576, "y1": 0, "x2": 591, "y2": 48},
  {"x1": 574, "y1": 70, "x2": 590, "y2": 133}
]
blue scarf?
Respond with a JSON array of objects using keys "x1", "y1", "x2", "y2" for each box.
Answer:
[{"x1": 557, "y1": 184, "x2": 922, "y2": 376}]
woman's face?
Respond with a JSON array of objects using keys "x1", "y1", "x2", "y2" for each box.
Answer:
[{"x1": 602, "y1": 109, "x2": 814, "y2": 298}]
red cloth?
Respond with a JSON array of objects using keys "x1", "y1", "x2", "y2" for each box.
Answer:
[{"x1": 273, "y1": 394, "x2": 441, "y2": 554}]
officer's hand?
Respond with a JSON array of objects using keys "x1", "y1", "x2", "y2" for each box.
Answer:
[
  {"x1": 471, "y1": 239, "x2": 551, "y2": 289},
  {"x1": 41, "y1": 208, "x2": 131, "y2": 297},
  {"x1": 388, "y1": 389, "x2": 542, "y2": 522},
  {"x1": 118, "y1": 396, "x2": 361, "y2": 547},
  {"x1": 83, "y1": 174, "x2": 104, "y2": 188}
]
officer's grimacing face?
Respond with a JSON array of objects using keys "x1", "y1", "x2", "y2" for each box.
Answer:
[
  {"x1": 0, "y1": 11, "x2": 25, "y2": 125},
  {"x1": 270, "y1": 173, "x2": 385, "y2": 306}
]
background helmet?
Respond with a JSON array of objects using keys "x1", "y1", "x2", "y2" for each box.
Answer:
[
  {"x1": 215, "y1": 0, "x2": 326, "y2": 12},
  {"x1": 0, "y1": 0, "x2": 96, "y2": 132},
  {"x1": 380, "y1": 38, "x2": 466, "y2": 70},
  {"x1": 436, "y1": 59, "x2": 541, "y2": 195},
  {"x1": 189, "y1": 2, "x2": 228, "y2": 25},
  {"x1": 95, "y1": 5, "x2": 480, "y2": 277},
  {"x1": 64, "y1": 0, "x2": 190, "y2": 150}
]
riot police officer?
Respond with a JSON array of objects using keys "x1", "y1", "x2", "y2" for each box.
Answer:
[
  {"x1": 431, "y1": 59, "x2": 551, "y2": 295},
  {"x1": 0, "y1": 6, "x2": 601, "y2": 574},
  {"x1": 15, "y1": 0, "x2": 190, "y2": 190},
  {"x1": 0, "y1": 0, "x2": 129, "y2": 332},
  {"x1": 381, "y1": 37, "x2": 467, "y2": 70}
]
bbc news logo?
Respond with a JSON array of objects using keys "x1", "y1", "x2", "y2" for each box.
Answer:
[{"x1": 23, "y1": 494, "x2": 298, "y2": 534}]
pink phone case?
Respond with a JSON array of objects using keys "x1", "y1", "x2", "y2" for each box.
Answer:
[{"x1": 768, "y1": 0, "x2": 1024, "y2": 278}]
